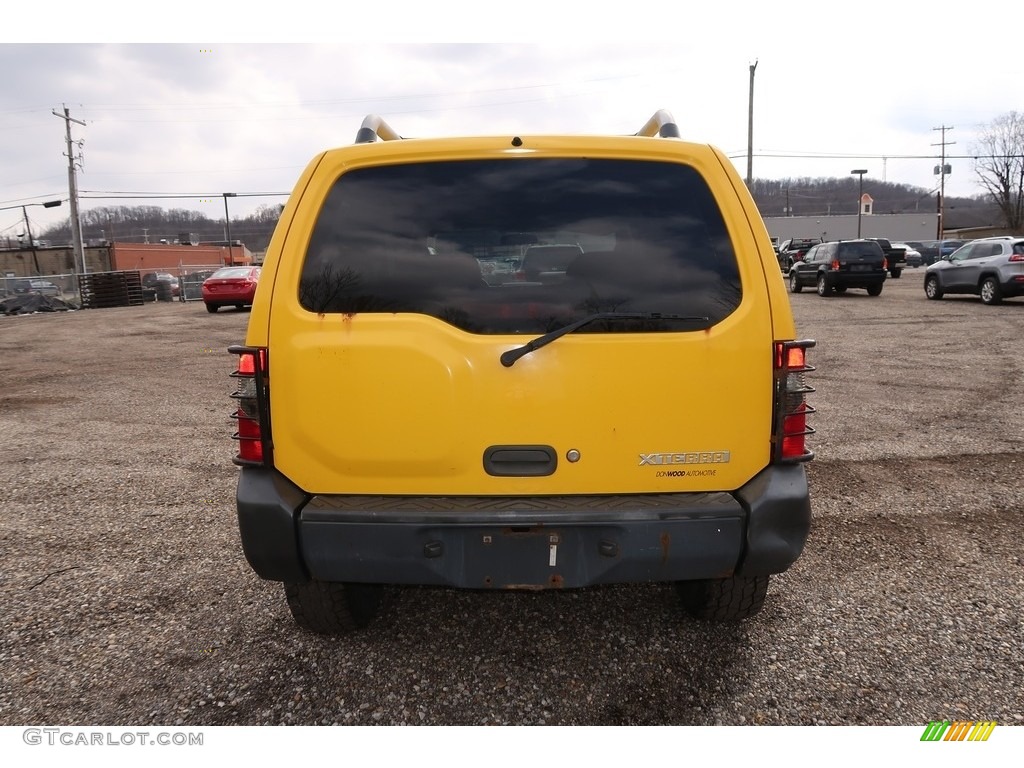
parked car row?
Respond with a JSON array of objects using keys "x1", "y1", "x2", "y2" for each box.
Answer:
[
  {"x1": 776, "y1": 237, "x2": 971, "y2": 272},
  {"x1": 785, "y1": 235, "x2": 1024, "y2": 306},
  {"x1": 900, "y1": 239, "x2": 966, "y2": 268},
  {"x1": 2, "y1": 267, "x2": 265, "y2": 309}
]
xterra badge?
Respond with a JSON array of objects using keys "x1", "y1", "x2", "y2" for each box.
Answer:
[{"x1": 639, "y1": 451, "x2": 731, "y2": 466}]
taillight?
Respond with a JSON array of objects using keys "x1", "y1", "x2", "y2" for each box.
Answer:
[
  {"x1": 1009, "y1": 253, "x2": 1024, "y2": 263},
  {"x1": 831, "y1": 259, "x2": 840, "y2": 270},
  {"x1": 773, "y1": 341, "x2": 816, "y2": 463},
  {"x1": 229, "y1": 345, "x2": 270, "y2": 466},
  {"x1": 882, "y1": 257, "x2": 888, "y2": 270}
]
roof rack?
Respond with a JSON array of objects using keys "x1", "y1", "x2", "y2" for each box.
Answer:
[
  {"x1": 354, "y1": 110, "x2": 681, "y2": 144},
  {"x1": 355, "y1": 114, "x2": 403, "y2": 144},
  {"x1": 636, "y1": 110, "x2": 680, "y2": 139}
]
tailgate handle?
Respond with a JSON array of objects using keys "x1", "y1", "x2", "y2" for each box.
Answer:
[{"x1": 483, "y1": 445, "x2": 557, "y2": 477}]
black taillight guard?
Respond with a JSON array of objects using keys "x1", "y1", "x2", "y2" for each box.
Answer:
[
  {"x1": 229, "y1": 344, "x2": 272, "y2": 467},
  {"x1": 772, "y1": 339, "x2": 816, "y2": 464}
]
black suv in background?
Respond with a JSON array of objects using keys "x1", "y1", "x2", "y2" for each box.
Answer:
[
  {"x1": 777, "y1": 238, "x2": 823, "y2": 271},
  {"x1": 788, "y1": 239, "x2": 887, "y2": 297}
]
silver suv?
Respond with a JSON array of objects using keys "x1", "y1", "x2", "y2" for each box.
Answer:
[{"x1": 923, "y1": 236, "x2": 1024, "y2": 305}]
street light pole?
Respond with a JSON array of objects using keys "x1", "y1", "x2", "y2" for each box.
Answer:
[
  {"x1": 3, "y1": 200, "x2": 63, "y2": 275},
  {"x1": 851, "y1": 169, "x2": 868, "y2": 238},
  {"x1": 22, "y1": 206, "x2": 40, "y2": 275}
]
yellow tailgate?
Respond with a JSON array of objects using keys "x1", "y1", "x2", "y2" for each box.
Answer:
[{"x1": 254, "y1": 134, "x2": 780, "y2": 496}]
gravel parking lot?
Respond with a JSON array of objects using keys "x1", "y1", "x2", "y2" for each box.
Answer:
[{"x1": 1, "y1": 272, "x2": 1022, "y2": 727}]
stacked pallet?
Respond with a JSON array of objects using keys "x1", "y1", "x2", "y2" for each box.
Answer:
[{"x1": 77, "y1": 271, "x2": 145, "y2": 309}]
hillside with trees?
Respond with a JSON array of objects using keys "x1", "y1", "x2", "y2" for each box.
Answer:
[
  {"x1": 749, "y1": 177, "x2": 996, "y2": 228},
  {"x1": 39, "y1": 203, "x2": 285, "y2": 254},
  {"x1": 38, "y1": 181, "x2": 999, "y2": 250}
]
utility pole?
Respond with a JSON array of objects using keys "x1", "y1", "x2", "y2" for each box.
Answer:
[
  {"x1": 223, "y1": 193, "x2": 237, "y2": 264},
  {"x1": 932, "y1": 126, "x2": 955, "y2": 240},
  {"x1": 53, "y1": 105, "x2": 87, "y2": 274},
  {"x1": 22, "y1": 206, "x2": 41, "y2": 275},
  {"x1": 746, "y1": 60, "x2": 758, "y2": 186}
]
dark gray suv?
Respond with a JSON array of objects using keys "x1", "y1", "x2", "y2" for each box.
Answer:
[{"x1": 923, "y1": 236, "x2": 1024, "y2": 305}]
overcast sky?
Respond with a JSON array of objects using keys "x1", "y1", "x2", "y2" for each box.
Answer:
[{"x1": 3, "y1": 2, "x2": 1020, "y2": 241}]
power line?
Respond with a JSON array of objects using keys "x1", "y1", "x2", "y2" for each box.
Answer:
[
  {"x1": 729, "y1": 152, "x2": 1018, "y2": 161},
  {"x1": 79, "y1": 191, "x2": 288, "y2": 198}
]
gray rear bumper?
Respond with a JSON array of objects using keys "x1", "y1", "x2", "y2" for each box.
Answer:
[{"x1": 236, "y1": 465, "x2": 811, "y2": 588}]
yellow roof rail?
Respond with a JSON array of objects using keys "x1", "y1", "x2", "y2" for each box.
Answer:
[{"x1": 354, "y1": 110, "x2": 681, "y2": 143}]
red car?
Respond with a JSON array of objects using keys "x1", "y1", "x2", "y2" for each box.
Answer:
[{"x1": 202, "y1": 266, "x2": 261, "y2": 313}]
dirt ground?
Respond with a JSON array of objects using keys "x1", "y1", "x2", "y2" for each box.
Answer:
[{"x1": 0, "y1": 273, "x2": 1022, "y2": 727}]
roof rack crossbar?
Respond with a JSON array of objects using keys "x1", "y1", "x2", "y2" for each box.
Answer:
[
  {"x1": 355, "y1": 114, "x2": 403, "y2": 144},
  {"x1": 636, "y1": 110, "x2": 680, "y2": 139}
]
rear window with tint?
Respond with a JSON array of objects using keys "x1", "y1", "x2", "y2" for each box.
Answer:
[
  {"x1": 299, "y1": 158, "x2": 742, "y2": 334},
  {"x1": 838, "y1": 242, "x2": 884, "y2": 258}
]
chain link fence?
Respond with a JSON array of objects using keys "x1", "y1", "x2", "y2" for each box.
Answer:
[
  {"x1": 2, "y1": 263, "x2": 228, "y2": 309},
  {"x1": 1, "y1": 273, "x2": 82, "y2": 304},
  {"x1": 175, "y1": 264, "x2": 221, "y2": 302}
]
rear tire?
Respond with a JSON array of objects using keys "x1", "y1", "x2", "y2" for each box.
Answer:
[
  {"x1": 677, "y1": 574, "x2": 770, "y2": 621},
  {"x1": 924, "y1": 275, "x2": 943, "y2": 300},
  {"x1": 817, "y1": 274, "x2": 832, "y2": 297},
  {"x1": 285, "y1": 580, "x2": 384, "y2": 634},
  {"x1": 890, "y1": 267, "x2": 902, "y2": 279},
  {"x1": 980, "y1": 276, "x2": 1002, "y2": 305},
  {"x1": 866, "y1": 283, "x2": 883, "y2": 296},
  {"x1": 205, "y1": 303, "x2": 218, "y2": 313},
  {"x1": 789, "y1": 271, "x2": 802, "y2": 293}
]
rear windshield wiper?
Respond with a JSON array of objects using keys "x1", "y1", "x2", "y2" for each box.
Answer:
[{"x1": 500, "y1": 312, "x2": 710, "y2": 368}]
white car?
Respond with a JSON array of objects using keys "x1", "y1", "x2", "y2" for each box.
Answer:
[{"x1": 892, "y1": 242, "x2": 922, "y2": 268}]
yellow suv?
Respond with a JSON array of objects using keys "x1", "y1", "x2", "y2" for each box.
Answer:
[{"x1": 229, "y1": 110, "x2": 815, "y2": 634}]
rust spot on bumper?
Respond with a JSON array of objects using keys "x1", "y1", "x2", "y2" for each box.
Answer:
[
  {"x1": 498, "y1": 574, "x2": 564, "y2": 590},
  {"x1": 660, "y1": 531, "x2": 671, "y2": 565}
]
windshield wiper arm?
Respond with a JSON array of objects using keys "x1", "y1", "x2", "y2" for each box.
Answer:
[{"x1": 500, "y1": 312, "x2": 710, "y2": 368}]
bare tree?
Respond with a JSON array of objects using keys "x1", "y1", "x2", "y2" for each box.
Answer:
[{"x1": 972, "y1": 111, "x2": 1024, "y2": 230}]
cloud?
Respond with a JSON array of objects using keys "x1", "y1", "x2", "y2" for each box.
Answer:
[{"x1": 0, "y1": 31, "x2": 1018, "y2": 237}]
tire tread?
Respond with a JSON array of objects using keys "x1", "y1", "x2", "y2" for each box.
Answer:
[
  {"x1": 284, "y1": 581, "x2": 383, "y2": 635},
  {"x1": 676, "y1": 574, "x2": 770, "y2": 621}
]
